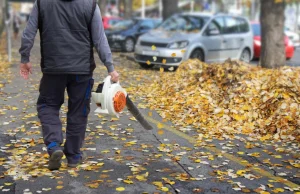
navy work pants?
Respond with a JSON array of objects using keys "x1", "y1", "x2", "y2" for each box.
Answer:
[{"x1": 37, "y1": 74, "x2": 94, "y2": 161}]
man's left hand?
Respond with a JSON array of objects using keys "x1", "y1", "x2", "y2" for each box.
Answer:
[{"x1": 20, "y1": 63, "x2": 32, "y2": 80}]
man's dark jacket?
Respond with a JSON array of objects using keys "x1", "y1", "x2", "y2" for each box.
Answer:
[{"x1": 38, "y1": 0, "x2": 96, "y2": 74}]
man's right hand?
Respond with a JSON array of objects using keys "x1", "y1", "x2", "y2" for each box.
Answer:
[
  {"x1": 20, "y1": 63, "x2": 32, "y2": 80},
  {"x1": 109, "y1": 70, "x2": 119, "y2": 83}
]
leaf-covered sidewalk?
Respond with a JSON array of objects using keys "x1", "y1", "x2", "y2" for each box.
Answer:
[{"x1": 0, "y1": 35, "x2": 299, "y2": 194}]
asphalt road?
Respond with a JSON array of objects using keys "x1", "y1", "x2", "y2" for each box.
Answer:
[
  {"x1": 0, "y1": 36, "x2": 299, "y2": 194},
  {"x1": 288, "y1": 48, "x2": 300, "y2": 66},
  {"x1": 250, "y1": 48, "x2": 300, "y2": 66}
]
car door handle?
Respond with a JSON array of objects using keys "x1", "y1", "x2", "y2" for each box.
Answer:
[
  {"x1": 240, "y1": 38, "x2": 244, "y2": 41},
  {"x1": 223, "y1": 40, "x2": 227, "y2": 43}
]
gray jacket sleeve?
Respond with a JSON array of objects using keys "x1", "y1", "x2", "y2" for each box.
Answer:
[
  {"x1": 19, "y1": 1, "x2": 38, "y2": 64},
  {"x1": 91, "y1": 5, "x2": 114, "y2": 73},
  {"x1": 19, "y1": 3, "x2": 114, "y2": 73}
]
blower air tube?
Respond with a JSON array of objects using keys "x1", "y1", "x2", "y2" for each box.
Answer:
[{"x1": 126, "y1": 96, "x2": 153, "y2": 130}]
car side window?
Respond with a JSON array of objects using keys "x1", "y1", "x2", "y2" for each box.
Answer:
[
  {"x1": 205, "y1": 17, "x2": 225, "y2": 36},
  {"x1": 224, "y1": 17, "x2": 239, "y2": 34},
  {"x1": 214, "y1": 17, "x2": 226, "y2": 34},
  {"x1": 238, "y1": 18, "x2": 250, "y2": 33},
  {"x1": 206, "y1": 21, "x2": 220, "y2": 34}
]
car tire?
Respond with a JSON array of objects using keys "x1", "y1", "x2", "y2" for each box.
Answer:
[
  {"x1": 139, "y1": 63, "x2": 154, "y2": 69},
  {"x1": 286, "y1": 57, "x2": 291, "y2": 61},
  {"x1": 240, "y1": 48, "x2": 251, "y2": 63},
  {"x1": 190, "y1": 49, "x2": 204, "y2": 61},
  {"x1": 123, "y1": 38, "x2": 135, "y2": 52}
]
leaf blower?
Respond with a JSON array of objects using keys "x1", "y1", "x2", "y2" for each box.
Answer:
[{"x1": 91, "y1": 76, "x2": 153, "y2": 130}]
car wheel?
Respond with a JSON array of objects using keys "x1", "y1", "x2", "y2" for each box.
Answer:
[
  {"x1": 190, "y1": 49, "x2": 204, "y2": 61},
  {"x1": 123, "y1": 38, "x2": 135, "y2": 52},
  {"x1": 240, "y1": 49, "x2": 251, "y2": 63},
  {"x1": 286, "y1": 57, "x2": 291, "y2": 61},
  {"x1": 139, "y1": 63, "x2": 154, "y2": 69}
]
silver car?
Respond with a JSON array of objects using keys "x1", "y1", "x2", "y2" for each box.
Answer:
[{"x1": 134, "y1": 13, "x2": 253, "y2": 68}]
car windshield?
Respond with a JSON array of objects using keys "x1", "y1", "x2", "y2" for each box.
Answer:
[
  {"x1": 158, "y1": 15, "x2": 209, "y2": 32},
  {"x1": 113, "y1": 20, "x2": 137, "y2": 29},
  {"x1": 252, "y1": 24, "x2": 261, "y2": 36}
]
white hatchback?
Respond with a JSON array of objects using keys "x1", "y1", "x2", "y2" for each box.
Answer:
[{"x1": 135, "y1": 13, "x2": 253, "y2": 68}]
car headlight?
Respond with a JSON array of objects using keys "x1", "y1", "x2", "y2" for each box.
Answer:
[
  {"x1": 112, "y1": 35, "x2": 126, "y2": 40},
  {"x1": 254, "y1": 40, "x2": 261, "y2": 46},
  {"x1": 168, "y1": 41, "x2": 189, "y2": 49}
]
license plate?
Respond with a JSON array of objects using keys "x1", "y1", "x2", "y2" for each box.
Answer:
[{"x1": 142, "y1": 50, "x2": 159, "y2": 56}]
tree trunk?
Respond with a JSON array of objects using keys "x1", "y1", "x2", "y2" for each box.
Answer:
[
  {"x1": 98, "y1": 0, "x2": 107, "y2": 17},
  {"x1": 124, "y1": 0, "x2": 132, "y2": 19},
  {"x1": 162, "y1": 0, "x2": 178, "y2": 20},
  {"x1": 260, "y1": 0, "x2": 286, "y2": 68}
]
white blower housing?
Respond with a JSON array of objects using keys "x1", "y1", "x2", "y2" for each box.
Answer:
[{"x1": 91, "y1": 76, "x2": 127, "y2": 118}]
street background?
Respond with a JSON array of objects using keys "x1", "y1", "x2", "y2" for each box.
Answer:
[{"x1": 0, "y1": 0, "x2": 300, "y2": 194}]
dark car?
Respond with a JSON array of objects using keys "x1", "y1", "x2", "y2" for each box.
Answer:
[{"x1": 105, "y1": 18, "x2": 162, "y2": 52}]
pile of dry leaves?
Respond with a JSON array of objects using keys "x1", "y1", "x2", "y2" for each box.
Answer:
[{"x1": 137, "y1": 59, "x2": 300, "y2": 142}]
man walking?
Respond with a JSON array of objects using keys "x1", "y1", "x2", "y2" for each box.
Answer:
[{"x1": 19, "y1": 0, "x2": 119, "y2": 170}]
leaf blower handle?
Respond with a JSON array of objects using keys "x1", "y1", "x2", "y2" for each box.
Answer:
[
  {"x1": 109, "y1": 70, "x2": 120, "y2": 83},
  {"x1": 105, "y1": 75, "x2": 119, "y2": 85}
]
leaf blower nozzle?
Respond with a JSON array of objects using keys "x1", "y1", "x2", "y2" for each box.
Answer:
[{"x1": 91, "y1": 76, "x2": 153, "y2": 130}]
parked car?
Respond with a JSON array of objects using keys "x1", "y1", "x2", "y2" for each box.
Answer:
[
  {"x1": 102, "y1": 16, "x2": 123, "y2": 30},
  {"x1": 105, "y1": 18, "x2": 162, "y2": 52},
  {"x1": 252, "y1": 23, "x2": 294, "y2": 60},
  {"x1": 285, "y1": 27, "x2": 300, "y2": 49},
  {"x1": 134, "y1": 13, "x2": 253, "y2": 68}
]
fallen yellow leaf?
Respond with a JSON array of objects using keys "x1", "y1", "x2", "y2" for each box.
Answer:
[
  {"x1": 161, "y1": 186, "x2": 169, "y2": 192},
  {"x1": 116, "y1": 187, "x2": 125, "y2": 191},
  {"x1": 158, "y1": 129, "x2": 164, "y2": 135},
  {"x1": 157, "y1": 123, "x2": 163, "y2": 129},
  {"x1": 56, "y1": 186, "x2": 64, "y2": 189},
  {"x1": 123, "y1": 179, "x2": 134, "y2": 184}
]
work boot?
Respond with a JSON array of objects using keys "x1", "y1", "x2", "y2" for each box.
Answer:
[
  {"x1": 67, "y1": 152, "x2": 87, "y2": 168},
  {"x1": 47, "y1": 142, "x2": 64, "y2": 170}
]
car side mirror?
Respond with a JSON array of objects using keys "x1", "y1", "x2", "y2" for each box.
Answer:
[{"x1": 208, "y1": 29, "x2": 220, "y2": 36}]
